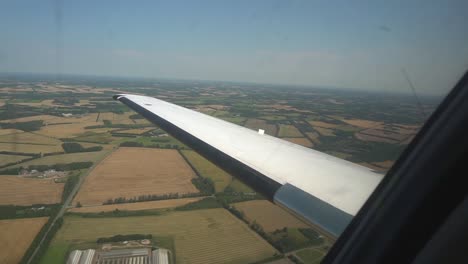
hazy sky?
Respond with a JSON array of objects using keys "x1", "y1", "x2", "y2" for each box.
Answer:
[{"x1": 0, "y1": 0, "x2": 467, "y2": 94}]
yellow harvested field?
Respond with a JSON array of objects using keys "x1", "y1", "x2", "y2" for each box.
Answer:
[
  {"x1": 69, "y1": 197, "x2": 203, "y2": 213},
  {"x1": 0, "y1": 132, "x2": 61, "y2": 145},
  {"x1": 0, "y1": 129, "x2": 23, "y2": 136},
  {"x1": 278, "y1": 124, "x2": 303, "y2": 137},
  {"x1": 181, "y1": 150, "x2": 231, "y2": 192},
  {"x1": 245, "y1": 119, "x2": 277, "y2": 136},
  {"x1": 313, "y1": 126, "x2": 335, "y2": 136},
  {"x1": 54, "y1": 209, "x2": 277, "y2": 264},
  {"x1": 234, "y1": 200, "x2": 308, "y2": 232},
  {"x1": 0, "y1": 154, "x2": 28, "y2": 166},
  {"x1": 0, "y1": 143, "x2": 63, "y2": 154},
  {"x1": 355, "y1": 132, "x2": 398, "y2": 143},
  {"x1": 0, "y1": 176, "x2": 64, "y2": 205},
  {"x1": 308, "y1": 121, "x2": 339, "y2": 129},
  {"x1": 74, "y1": 148, "x2": 198, "y2": 205},
  {"x1": 283, "y1": 137, "x2": 313, "y2": 147},
  {"x1": 340, "y1": 119, "x2": 383, "y2": 129},
  {"x1": 0, "y1": 217, "x2": 48, "y2": 264},
  {"x1": 4, "y1": 151, "x2": 108, "y2": 169},
  {"x1": 306, "y1": 132, "x2": 321, "y2": 144}
]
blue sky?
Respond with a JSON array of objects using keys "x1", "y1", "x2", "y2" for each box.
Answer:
[{"x1": 0, "y1": 0, "x2": 467, "y2": 94}]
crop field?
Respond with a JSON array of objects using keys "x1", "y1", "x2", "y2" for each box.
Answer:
[
  {"x1": 180, "y1": 150, "x2": 231, "y2": 192},
  {"x1": 355, "y1": 132, "x2": 397, "y2": 143},
  {"x1": 69, "y1": 197, "x2": 203, "y2": 213},
  {"x1": 296, "y1": 248, "x2": 325, "y2": 264},
  {"x1": 358, "y1": 128, "x2": 409, "y2": 141},
  {"x1": 0, "y1": 128, "x2": 23, "y2": 136},
  {"x1": 308, "y1": 121, "x2": 339, "y2": 129},
  {"x1": 0, "y1": 132, "x2": 61, "y2": 145},
  {"x1": 0, "y1": 142, "x2": 63, "y2": 154},
  {"x1": 339, "y1": 118, "x2": 383, "y2": 129},
  {"x1": 0, "y1": 176, "x2": 64, "y2": 205},
  {"x1": 0, "y1": 217, "x2": 49, "y2": 264},
  {"x1": 0, "y1": 154, "x2": 29, "y2": 166},
  {"x1": 283, "y1": 137, "x2": 313, "y2": 148},
  {"x1": 305, "y1": 132, "x2": 321, "y2": 144},
  {"x1": 234, "y1": 200, "x2": 308, "y2": 232},
  {"x1": 228, "y1": 178, "x2": 254, "y2": 193},
  {"x1": 117, "y1": 128, "x2": 153, "y2": 135},
  {"x1": 46, "y1": 209, "x2": 277, "y2": 264},
  {"x1": 313, "y1": 126, "x2": 335, "y2": 137},
  {"x1": 4, "y1": 151, "x2": 109, "y2": 169},
  {"x1": 73, "y1": 148, "x2": 198, "y2": 205},
  {"x1": 244, "y1": 119, "x2": 277, "y2": 136},
  {"x1": 278, "y1": 125, "x2": 303, "y2": 138}
]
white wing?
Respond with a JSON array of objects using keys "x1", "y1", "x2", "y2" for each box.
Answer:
[{"x1": 114, "y1": 94, "x2": 382, "y2": 238}]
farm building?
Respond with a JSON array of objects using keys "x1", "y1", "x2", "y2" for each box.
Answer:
[{"x1": 66, "y1": 248, "x2": 169, "y2": 264}]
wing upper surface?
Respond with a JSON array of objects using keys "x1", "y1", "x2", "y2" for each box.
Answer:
[{"x1": 114, "y1": 94, "x2": 383, "y2": 238}]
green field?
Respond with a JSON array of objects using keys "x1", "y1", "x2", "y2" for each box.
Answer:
[
  {"x1": 228, "y1": 178, "x2": 255, "y2": 193},
  {"x1": 296, "y1": 248, "x2": 325, "y2": 264},
  {"x1": 42, "y1": 209, "x2": 277, "y2": 264},
  {"x1": 180, "y1": 150, "x2": 231, "y2": 192},
  {"x1": 278, "y1": 125, "x2": 303, "y2": 138}
]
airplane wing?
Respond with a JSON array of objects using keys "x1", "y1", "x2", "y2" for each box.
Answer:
[{"x1": 113, "y1": 94, "x2": 383, "y2": 239}]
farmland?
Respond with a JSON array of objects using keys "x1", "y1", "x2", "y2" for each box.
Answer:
[
  {"x1": 73, "y1": 148, "x2": 198, "y2": 205},
  {"x1": 181, "y1": 150, "x2": 231, "y2": 192},
  {"x1": 283, "y1": 137, "x2": 313, "y2": 148},
  {"x1": 0, "y1": 142, "x2": 63, "y2": 154},
  {"x1": 0, "y1": 73, "x2": 434, "y2": 262},
  {"x1": 3, "y1": 150, "x2": 109, "y2": 169},
  {"x1": 296, "y1": 248, "x2": 326, "y2": 264},
  {"x1": 69, "y1": 197, "x2": 203, "y2": 213},
  {"x1": 278, "y1": 124, "x2": 303, "y2": 138},
  {"x1": 234, "y1": 200, "x2": 308, "y2": 232},
  {"x1": 0, "y1": 217, "x2": 48, "y2": 264},
  {"x1": 43, "y1": 209, "x2": 277, "y2": 264},
  {"x1": 0, "y1": 154, "x2": 28, "y2": 167},
  {"x1": 244, "y1": 119, "x2": 277, "y2": 136},
  {"x1": 0, "y1": 176, "x2": 64, "y2": 205}
]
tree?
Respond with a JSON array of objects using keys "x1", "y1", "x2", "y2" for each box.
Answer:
[{"x1": 76, "y1": 202, "x2": 82, "y2": 208}]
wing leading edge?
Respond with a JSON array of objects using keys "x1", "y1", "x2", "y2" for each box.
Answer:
[{"x1": 114, "y1": 94, "x2": 382, "y2": 239}]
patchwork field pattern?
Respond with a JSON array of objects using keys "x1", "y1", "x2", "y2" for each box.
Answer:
[{"x1": 49, "y1": 209, "x2": 277, "y2": 264}]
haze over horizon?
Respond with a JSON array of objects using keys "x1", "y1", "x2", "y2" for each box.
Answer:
[{"x1": 1, "y1": 0, "x2": 467, "y2": 95}]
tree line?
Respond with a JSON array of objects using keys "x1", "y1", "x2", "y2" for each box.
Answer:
[
  {"x1": 62, "y1": 142, "x2": 102, "y2": 153},
  {"x1": 97, "y1": 234, "x2": 152, "y2": 243},
  {"x1": 0, "y1": 161, "x2": 93, "y2": 175}
]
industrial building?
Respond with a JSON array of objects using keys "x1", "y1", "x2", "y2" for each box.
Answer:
[{"x1": 66, "y1": 248, "x2": 169, "y2": 264}]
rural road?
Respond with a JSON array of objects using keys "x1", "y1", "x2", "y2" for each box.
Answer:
[{"x1": 26, "y1": 149, "x2": 114, "y2": 264}]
